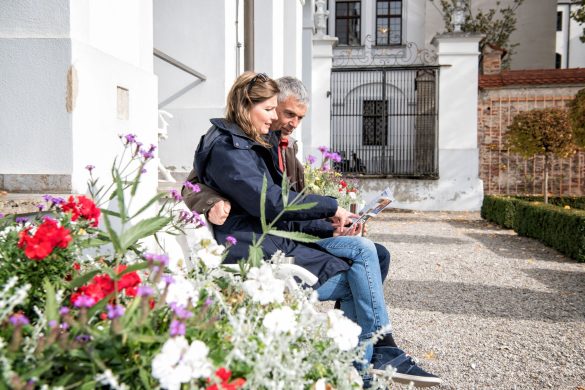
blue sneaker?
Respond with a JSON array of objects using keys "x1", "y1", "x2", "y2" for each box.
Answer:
[{"x1": 371, "y1": 346, "x2": 441, "y2": 387}]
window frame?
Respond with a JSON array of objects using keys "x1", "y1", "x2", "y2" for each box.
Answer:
[
  {"x1": 375, "y1": 0, "x2": 403, "y2": 46},
  {"x1": 334, "y1": 0, "x2": 362, "y2": 46},
  {"x1": 362, "y1": 99, "x2": 388, "y2": 146}
]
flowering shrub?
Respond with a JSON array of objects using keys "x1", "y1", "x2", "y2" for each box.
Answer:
[
  {"x1": 304, "y1": 146, "x2": 362, "y2": 210},
  {"x1": 0, "y1": 136, "x2": 367, "y2": 389}
]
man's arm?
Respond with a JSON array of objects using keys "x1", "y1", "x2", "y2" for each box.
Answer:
[{"x1": 181, "y1": 169, "x2": 231, "y2": 225}]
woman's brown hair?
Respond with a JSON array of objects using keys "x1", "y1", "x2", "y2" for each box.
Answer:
[{"x1": 225, "y1": 72, "x2": 279, "y2": 147}]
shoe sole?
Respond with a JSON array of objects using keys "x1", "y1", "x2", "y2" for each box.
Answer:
[{"x1": 372, "y1": 369, "x2": 442, "y2": 388}]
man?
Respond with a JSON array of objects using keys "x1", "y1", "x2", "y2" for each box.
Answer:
[{"x1": 182, "y1": 76, "x2": 390, "y2": 282}]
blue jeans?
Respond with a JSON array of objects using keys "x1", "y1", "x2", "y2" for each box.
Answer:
[{"x1": 315, "y1": 236, "x2": 390, "y2": 361}]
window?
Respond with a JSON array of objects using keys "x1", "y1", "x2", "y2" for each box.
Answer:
[
  {"x1": 555, "y1": 53, "x2": 562, "y2": 69},
  {"x1": 335, "y1": 1, "x2": 361, "y2": 46},
  {"x1": 557, "y1": 11, "x2": 563, "y2": 31},
  {"x1": 376, "y1": 0, "x2": 402, "y2": 46},
  {"x1": 362, "y1": 100, "x2": 387, "y2": 146}
]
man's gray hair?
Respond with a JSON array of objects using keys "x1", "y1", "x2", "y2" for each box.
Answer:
[{"x1": 276, "y1": 76, "x2": 310, "y2": 106}]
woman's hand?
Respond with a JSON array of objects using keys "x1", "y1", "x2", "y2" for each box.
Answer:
[{"x1": 207, "y1": 200, "x2": 231, "y2": 225}]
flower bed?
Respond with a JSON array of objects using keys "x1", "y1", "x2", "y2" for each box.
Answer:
[{"x1": 0, "y1": 136, "x2": 367, "y2": 389}]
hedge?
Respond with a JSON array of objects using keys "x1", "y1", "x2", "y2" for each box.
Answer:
[
  {"x1": 481, "y1": 195, "x2": 585, "y2": 262},
  {"x1": 515, "y1": 196, "x2": 585, "y2": 211}
]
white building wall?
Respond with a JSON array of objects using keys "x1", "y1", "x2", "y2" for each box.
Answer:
[
  {"x1": 557, "y1": 2, "x2": 585, "y2": 69},
  {"x1": 154, "y1": 0, "x2": 236, "y2": 173},
  {"x1": 254, "y1": 0, "x2": 285, "y2": 77},
  {"x1": 0, "y1": 0, "x2": 158, "y2": 197}
]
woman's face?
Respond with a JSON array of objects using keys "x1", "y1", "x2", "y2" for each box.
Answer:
[{"x1": 250, "y1": 95, "x2": 278, "y2": 135}]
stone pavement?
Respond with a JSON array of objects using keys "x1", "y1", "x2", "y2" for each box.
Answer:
[{"x1": 367, "y1": 211, "x2": 585, "y2": 390}]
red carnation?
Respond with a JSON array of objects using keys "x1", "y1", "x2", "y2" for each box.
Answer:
[
  {"x1": 206, "y1": 368, "x2": 246, "y2": 390},
  {"x1": 61, "y1": 195, "x2": 101, "y2": 227},
  {"x1": 18, "y1": 218, "x2": 72, "y2": 260}
]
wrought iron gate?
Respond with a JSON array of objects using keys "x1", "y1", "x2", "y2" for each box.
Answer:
[{"x1": 330, "y1": 66, "x2": 439, "y2": 178}]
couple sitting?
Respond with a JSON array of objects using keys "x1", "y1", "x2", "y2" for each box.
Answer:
[{"x1": 182, "y1": 73, "x2": 441, "y2": 388}]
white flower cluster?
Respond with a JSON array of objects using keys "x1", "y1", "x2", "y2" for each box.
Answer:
[
  {"x1": 0, "y1": 277, "x2": 31, "y2": 322},
  {"x1": 192, "y1": 238, "x2": 225, "y2": 269},
  {"x1": 163, "y1": 275, "x2": 199, "y2": 307},
  {"x1": 262, "y1": 306, "x2": 297, "y2": 335},
  {"x1": 326, "y1": 309, "x2": 362, "y2": 351},
  {"x1": 242, "y1": 264, "x2": 285, "y2": 305},
  {"x1": 151, "y1": 337, "x2": 212, "y2": 390},
  {"x1": 95, "y1": 369, "x2": 129, "y2": 390}
]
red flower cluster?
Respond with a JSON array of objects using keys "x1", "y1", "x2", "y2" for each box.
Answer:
[
  {"x1": 61, "y1": 195, "x2": 101, "y2": 227},
  {"x1": 70, "y1": 265, "x2": 142, "y2": 307},
  {"x1": 338, "y1": 180, "x2": 348, "y2": 191},
  {"x1": 206, "y1": 368, "x2": 245, "y2": 390},
  {"x1": 18, "y1": 218, "x2": 72, "y2": 260}
]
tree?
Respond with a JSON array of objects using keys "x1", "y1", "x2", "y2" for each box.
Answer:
[
  {"x1": 568, "y1": 88, "x2": 585, "y2": 147},
  {"x1": 432, "y1": 0, "x2": 524, "y2": 67},
  {"x1": 571, "y1": 0, "x2": 585, "y2": 42},
  {"x1": 507, "y1": 108, "x2": 574, "y2": 204}
]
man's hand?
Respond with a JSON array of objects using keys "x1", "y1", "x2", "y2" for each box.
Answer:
[
  {"x1": 332, "y1": 221, "x2": 363, "y2": 237},
  {"x1": 207, "y1": 200, "x2": 231, "y2": 225},
  {"x1": 333, "y1": 206, "x2": 358, "y2": 229}
]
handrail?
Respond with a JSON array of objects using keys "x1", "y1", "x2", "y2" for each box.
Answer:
[{"x1": 153, "y1": 48, "x2": 207, "y2": 81}]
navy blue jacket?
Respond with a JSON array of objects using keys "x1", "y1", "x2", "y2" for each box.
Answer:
[{"x1": 194, "y1": 118, "x2": 350, "y2": 286}]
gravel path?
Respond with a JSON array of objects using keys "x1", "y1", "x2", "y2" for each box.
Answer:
[{"x1": 366, "y1": 211, "x2": 585, "y2": 390}]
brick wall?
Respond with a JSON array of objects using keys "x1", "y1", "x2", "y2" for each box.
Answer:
[{"x1": 478, "y1": 86, "x2": 585, "y2": 196}]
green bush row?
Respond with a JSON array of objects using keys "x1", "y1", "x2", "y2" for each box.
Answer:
[
  {"x1": 481, "y1": 195, "x2": 585, "y2": 262},
  {"x1": 515, "y1": 196, "x2": 585, "y2": 211}
]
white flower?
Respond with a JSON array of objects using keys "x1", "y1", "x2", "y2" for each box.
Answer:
[
  {"x1": 164, "y1": 275, "x2": 199, "y2": 307},
  {"x1": 326, "y1": 309, "x2": 361, "y2": 351},
  {"x1": 242, "y1": 264, "x2": 285, "y2": 305},
  {"x1": 151, "y1": 337, "x2": 212, "y2": 390},
  {"x1": 263, "y1": 306, "x2": 297, "y2": 334},
  {"x1": 192, "y1": 239, "x2": 225, "y2": 269},
  {"x1": 95, "y1": 369, "x2": 129, "y2": 390},
  {"x1": 348, "y1": 191, "x2": 357, "y2": 200}
]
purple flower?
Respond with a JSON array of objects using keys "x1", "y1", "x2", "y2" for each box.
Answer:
[
  {"x1": 48, "y1": 320, "x2": 58, "y2": 328},
  {"x1": 36, "y1": 204, "x2": 45, "y2": 212},
  {"x1": 42, "y1": 195, "x2": 65, "y2": 206},
  {"x1": 124, "y1": 134, "x2": 137, "y2": 144},
  {"x1": 137, "y1": 285, "x2": 154, "y2": 298},
  {"x1": 106, "y1": 304, "x2": 125, "y2": 319},
  {"x1": 171, "y1": 303, "x2": 193, "y2": 320},
  {"x1": 226, "y1": 236, "x2": 237, "y2": 246},
  {"x1": 318, "y1": 146, "x2": 329, "y2": 154},
  {"x1": 9, "y1": 313, "x2": 29, "y2": 326},
  {"x1": 329, "y1": 152, "x2": 342, "y2": 163},
  {"x1": 73, "y1": 295, "x2": 96, "y2": 308},
  {"x1": 144, "y1": 253, "x2": 169, "y2": 266},
  {"x1": 170, "y1": 319, "x2": 186, "y2": 337},
  {"x1": 169, "y1": 189, "x2": 183, "y2": 202},
  {"x1": 15, "y1": 217, "x2": 28, "y2": 224},
  {"x1": 162, "y1": 275, "x2": 175, "y2": 285},
  {"x1": 60, "y1": 322, "x2": 69, "y2": 330},
  {"x1": 59, "y1": 306, "x2": 70, "y2": 316},
  {"x1": 204, "y1": 297, "x2": 213, "y2": 307},
  {"x1": 307, "y1": 155, "x2": 317, "y2": 165},
  {"x1": 75, "y1": 334, "x2": 91, "y2": 343},
  {"x1": 183, "y1": 181, "x2": 201, "y2": 193},
  {"x1": 85, "y1": 165, "x2": 95, "y2": 173},
  {"x1": 141, "y1": 168, "x2": 147, "y2": 174},
  {"x1": 140, "y1": 149, "x2": 155, "y2": 160},
  {"x1": 0, "y1": 213, "x2": 4, "y2": 219}
]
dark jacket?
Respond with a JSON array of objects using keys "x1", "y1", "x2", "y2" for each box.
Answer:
[{"x1": 194, "y1": 118, "x2": 350, "y2": 287}]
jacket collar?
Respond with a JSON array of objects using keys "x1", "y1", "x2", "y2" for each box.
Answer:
[{"x1": 210, "y1": 118, "x2": 278, "y2": 150}]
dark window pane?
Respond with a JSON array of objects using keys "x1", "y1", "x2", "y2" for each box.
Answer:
[
  {"x1": 363, "y1": 100, "x2": 388, "y2": 146},
  {"x1": 336, "y1": 3, "x2": 348, "y2": 16},
  {"x1": 557, "y1": 11, "x2": 563, "y2": 31}
]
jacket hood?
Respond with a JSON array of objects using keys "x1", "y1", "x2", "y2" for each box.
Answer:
[{"x1": 194, "y1": 118, "x2": 278, "y2": 177}]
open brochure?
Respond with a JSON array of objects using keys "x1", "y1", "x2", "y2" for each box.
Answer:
[{"x1": 346, "y1": 188, "x2": 393, "y2": 231}]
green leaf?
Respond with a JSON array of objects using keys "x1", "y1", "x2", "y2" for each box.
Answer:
[
  {"x1": 284, "y1": 202, "x2": 318, "y2": 212},
  {"x1": 115, "y1": 170, "x2": 127, "y2": 222},
  {"x1": 247, "y1": 245, "x2": 264, "y2": 268},
  {"x1": 139, "y1": 367, "x2": 152, "y2": 389},
  {"x1": 260, "y1": 175, "x2": 268, "y2": 231},
  {"x1": 102, "y1": 213, "x2": 123, "y2": 253},
  {"x1": 100, "y1": 209, "x2": 121, "y2": 218},
  {"x1": 130, "y1": 192, "x2": 167, "y2": 220},
  {"x1": 119, "y1": 216, "x2": 172, "y2": 251},
  {"x1": 129, "y1": 334, "x2": 162, "y2": 344},
  {"x1": 121, "y1": 293, "x2": 142, "y2": 327},
  {"x1": 116, "y1": 261, "x2": 149, "y2": 278},
  {"x1": 43, "y1": 279, "x2": 58, "y2": 322},
  {"x1": 25, "y1": 361, "x2": 53, "y2": 379},
  {"x1": 80, "y1": 382, "x2": 95, "y2": 390},
  {"x1": 78, "y1": 237, "x2": 110, "y2": 249},
  {"x1": 69, "y1": 269, "x2": 101, "y2": 289},
  {"x1": 267, "y1": 229, "x2": 320, "y2": 243}
]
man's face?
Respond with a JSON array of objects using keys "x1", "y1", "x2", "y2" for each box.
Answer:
[{"x1": 271, "y1": 96, "x2": 308, "y2": 137}]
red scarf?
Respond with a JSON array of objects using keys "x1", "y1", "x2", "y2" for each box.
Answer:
[{"x1": 278, "y1": 137, "x2": 289, "y2": 172}]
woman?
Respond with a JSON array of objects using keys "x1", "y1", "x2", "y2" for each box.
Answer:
[{"x1": 194, "y1": 72, "x2": 440, "y2": 387}]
